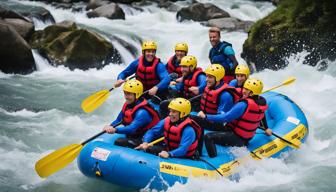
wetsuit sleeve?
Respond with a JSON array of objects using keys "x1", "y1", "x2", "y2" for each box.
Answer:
[
  {"x1": 170, "y1": 81, "x2": 183, "y2": 92},
  {"x1": 155, "y1": 63, "x2": 170, "y2": 90},
  {"x1": 110, "y1": 111, "x2": 123, "y2": 126},
  {"x1": 168, "y1": 126, "x2": 196, "y2": 157},
  {"x1": 217, "y1": 91, "x2": 234, "y2": 113},
  {"x1": 117, "y1": 59, "x2": 138, "y2": 80},
  {"x1": 197, "y1": 73, "x2": 207, "y2": 94},
  {"x1": 115, "y1": 109, "x2": 152, "y2": 134},
  {"x1": 206, "y1": 101, "x2": 247, "y2": 123},
  {"x1": 229, "y1": 79, "x2": 238, "y2": 87},
  {"x1": 142, "y1": 119, "x2": 165, "y2": 143},
  {"x1": 224, "y1": 46, "x2": 235, "y2": 56}
]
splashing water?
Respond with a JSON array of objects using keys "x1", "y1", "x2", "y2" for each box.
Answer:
[{"x1": 1, "y1": 0, "x2": 336, "y2": 191}]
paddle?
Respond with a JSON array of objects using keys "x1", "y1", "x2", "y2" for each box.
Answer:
[
  {"x1": 262, "y1": 77, "x2": 296, "y2": 94},
  {"x1": 35, "y1": 122, "x2": 122, "y2": 178},
  {"x1": 81, "y1": 75, "x2": 136, "y2": 113},
  {"x1": 260, "y1": 126, "x2": 301, "y2": 149}
]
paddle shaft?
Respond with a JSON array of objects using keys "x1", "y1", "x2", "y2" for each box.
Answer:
[
  {"x1": 81, "y1": 122, "x2": 122, "y2": 145},
  {"x1": 259, "y1": 125, "x2": 299, "y2": 148}
]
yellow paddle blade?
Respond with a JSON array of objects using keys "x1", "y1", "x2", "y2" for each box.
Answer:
[
  {"x1": 262, "y1": 77, "x2": 296, "y2": 94},
  {"x1": 81, "y1": 89, "x2": 110, "y2": 113},
  {"x1": 35, "y1": 144, "x2": 83, "y2": 178},
  {"x1": 149, "y1": 137, "x2": 164, "y2": 146},
  {"x1": 283, "y1": 77, "x2": 296, "y2": 85}
]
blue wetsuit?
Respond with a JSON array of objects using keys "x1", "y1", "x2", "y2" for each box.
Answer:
[
  {"x1": 170, "y1": 73, "x2": 207, "y2": 94},
  {"x1": 229, "y1": 79, "x2": 238, "y2": 87},
  {"x1": 117, "y1": 58, "x2": 170, "y2": 91},
  {"x1": 111, "y1": 100, "x2": 153, "y2": 135},
  {"x1": 206, "y1": 101, "x2": 247, "y2": 123},
  {"x1": 143, "y1": 119, "x2": 196, "y2": 157}
]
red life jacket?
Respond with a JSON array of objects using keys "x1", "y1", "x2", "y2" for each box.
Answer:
[
  {"x1": 167, "y1": 56, "x2": 182, "y2": 77},
  {"x1": 121, "y1": 99, "x2": 160, "y2": 137},
  {"x1": 136, "y1": 56, "x2": 161, "y2": 91},
  {"x1": 163, "y1": 117, "x2": 201, "y2": 157},
  {"x1": 200, "y1": 83, "x2": 242, "y2": 114},
  {"x1": 223, "y1": 75, "x2": 235, "y2": 84},
  {"x1": 227, "y1": 97, "x2": 268, "y2": 140},
  {"x1": 183, "y1": 67, "x2": 204, "y2": 99}
]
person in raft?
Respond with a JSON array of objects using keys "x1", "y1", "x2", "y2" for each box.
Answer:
[
  {"x1": 166, "y1": 42, "x2": 189, "y2": 80},
  {"x1": 136, "y1": 98, "x2": 201, "y2": 159},
  {"x1": 103, "y1": 79, "x2": 160, "y2": 148},
  {"x1": 229, "y1": 64, "x2": 250, "y2": 88},
  {"x1": 197, "y1": 78, "x2": 273, "y2": 158},
  {"x1": 159, "y1": 55, "x2": 206, "y2": 118},
  {"x1": 208, "y1": 27, "x2": 238, "y2": 83},
  {"x1": 114, "y1": 41, "x2": 170, "y2": 100}
]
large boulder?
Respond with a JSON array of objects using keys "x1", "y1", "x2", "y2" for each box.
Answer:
[
  {"x1": 86, "y1": 0, "x2": 110, "y2": 10},
  {"x1": 0, "y1": 22, "x2": 36, "y2": 74},
  {"x1": 0, "y1": 6, "x2": 35, "y2": 40},
  {"x1": 203, "y1": 17, "x2": 255, "y2": 32},
  {"x1": 242, "y1": 0, "x2": 336, "y2": 71},
  {"x1": 30, "y1": 21, "x2": 122, "y2": 70},
  {"x1": 176, "y1": 2, "x2": 230, "y2": 22},
  {"x1": 87, "y1": 3, "x2": 125, "y2": 20},
  {"x1": 0, "y1": 4, "x2": 55, "y2": 24}
]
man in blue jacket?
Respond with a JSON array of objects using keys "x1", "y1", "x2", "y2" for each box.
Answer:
[
  {"x1": 103, "y1": 79, "x2": 160, "y2": 148},
  {"x1": 136, "y1": 98, "x2": 201, "y2": 159},
  {"x1": 208, "y1": 27, "x2": 238, "y2": 83},
  {"x1": 198, "y1": 78, "x2": 272, "y2": 157},
  {"x1": 114, "y1": 41, "x2": 170, "y2": 100}
]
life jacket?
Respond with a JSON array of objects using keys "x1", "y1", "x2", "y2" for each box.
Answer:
[
  {"x1": 227, "y1": 97, "x2": 268, "y2": 140},
  {"x1": 183, "y1": 67, "x2": 204, "y2": 99},
  {"x1": 121, "y1": 99, "x2": 160, "y2": 137},
  {"x1": 136, "y1": 56, "x2": 161, "y2": 91},
  {"x1": 200, "y1": 83, "x2": 242, "y2": 114},
  {"x1": 167, "y1": 56, "x2": 182, "y2": 77},
  {"x1": 209, "y1": 41, "x2": 235, "y2": 79},
  {"x1": 163, "y1": 117, "x2": 201, "y2": 157}
]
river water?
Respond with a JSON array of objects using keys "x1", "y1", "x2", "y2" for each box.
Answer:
[{"x1": 1, "y1": 0, "x2": 335, "y2": 191}]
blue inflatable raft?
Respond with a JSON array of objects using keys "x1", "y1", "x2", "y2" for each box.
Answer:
[{"x1": 77, "y1": 92, "x2": 309, "y2": 190}]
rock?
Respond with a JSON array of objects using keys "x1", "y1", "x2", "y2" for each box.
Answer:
[
  {"x1": 30, "y1": 21, "x2": 122, "y2": 70},
  {"x1": 242, "y1": 0, "x2": 336, "y2": 71},
  {"x1": 0, "y1": 6, "x2": 35, "y2": 40},
  {"x1": 2, "y1": 18, "x2": 34, "y2": 40},
  {"x1": 52, "y1": 2, "x2": 73, "y2": 9},
  {"x1": 157, "y1": 0, "x2": 181, "y2": 12},
  {"x1": 86, "y1": 0, "x2": 109, "y2": 10},
  {"x1": 0, "y1": 22, "x2": 36, "y2": 74},
  {"x1": 176, "y1": 2, "x2": 230, "y2": 22},
  {"x1": 87, "y1": 3, "x2": 125, "y2": 20},
  {"x1": 204, "y1": 17, "x2": 254, "y2": 32},
  {"x1": 0, "y1": 6, "x2": 29, "y2": 22}
]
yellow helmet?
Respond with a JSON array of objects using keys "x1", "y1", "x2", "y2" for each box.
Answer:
[
  {"x1": 123, "y1": 79, "x2": 143, "y2": 99},
  {"x1": 168, "y1": 98, "x2": 191, "y2": 118},
  {"x1": 204, "y1": 64, "x2": 225, "y2": 82},
  {"x1": 243, "y1": 78, "x2": 263, "y2": 95},
  {"x1": 235, "y1": 64, "x2": 250, "y2": 77},
  {"x1": 142, "y1": 41, "x2": 157, "y2": 51},
  {"x1": 175, "y1": 43, "x2": 188, "y2": 53},
  {"x1": 180, "y1": 55, "x2": 197, "y2": 69}
]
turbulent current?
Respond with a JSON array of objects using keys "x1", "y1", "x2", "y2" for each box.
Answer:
[{"x1": 1, "y1": 0, "x2": 336, "y2": 191}]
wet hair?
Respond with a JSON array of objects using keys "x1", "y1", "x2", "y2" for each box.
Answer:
[{"x1": 209, "y1": 27, "x2": 221, "y2": 36}]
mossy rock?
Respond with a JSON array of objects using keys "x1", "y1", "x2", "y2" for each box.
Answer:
[
  {"x1": 242, "y1": 0, "x2": 336, "y2": 71},
  {"x1": 30, "y1": 21, "x2": 122, "y2": 70}
]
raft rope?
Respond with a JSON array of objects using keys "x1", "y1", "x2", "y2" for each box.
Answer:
[{"x1": 198, "y1": 157, "x2": 223, "y2": 177}]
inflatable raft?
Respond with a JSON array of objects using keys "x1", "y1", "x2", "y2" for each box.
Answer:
[{"x1": 77, "y1": 91, "x2": 308, "y2": 190}]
